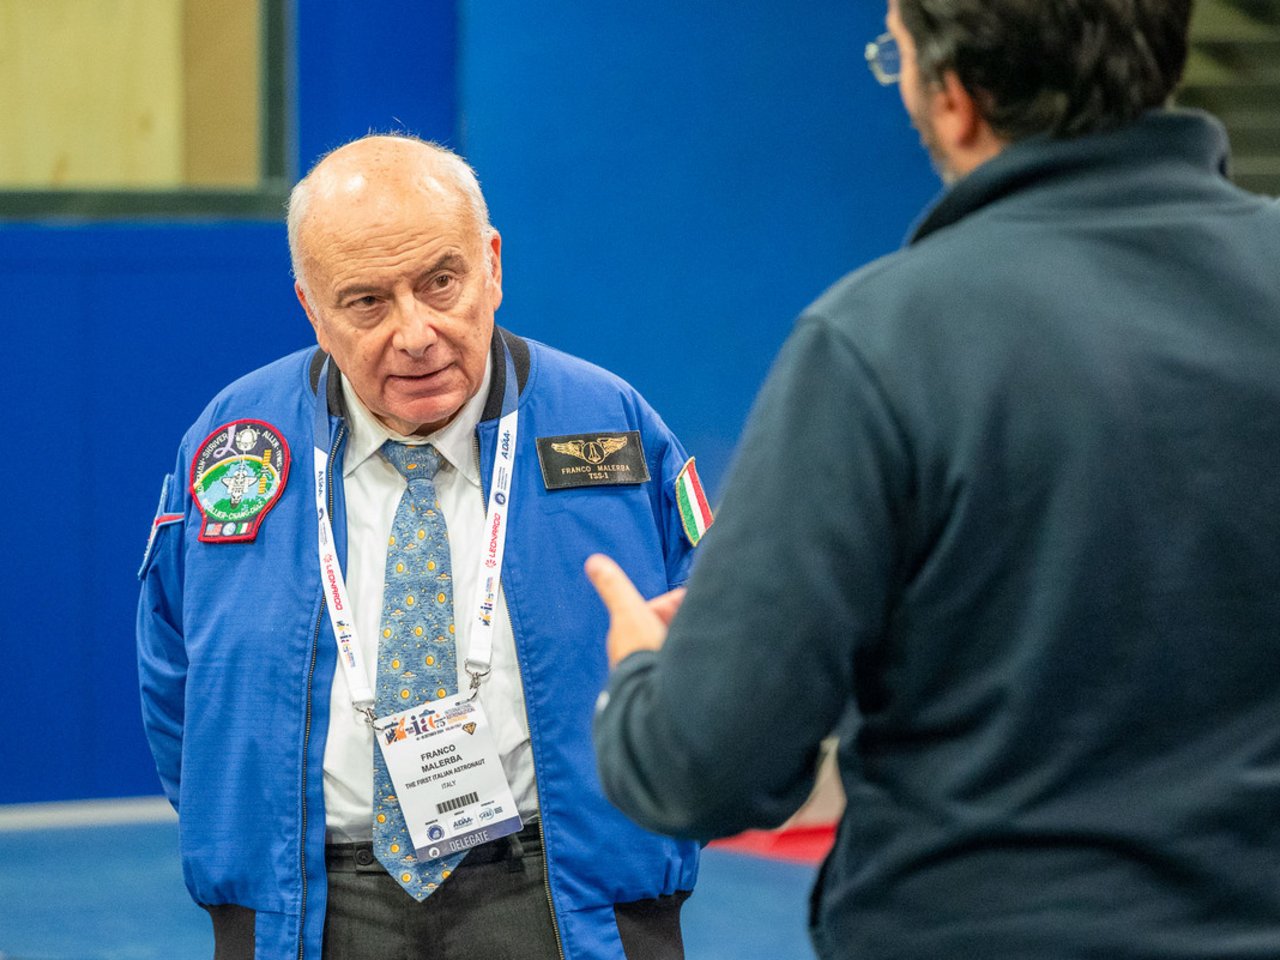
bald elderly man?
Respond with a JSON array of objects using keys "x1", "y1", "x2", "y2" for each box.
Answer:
[{"x1": 137, "y1": 136, "x2": 704, "y2": 960}]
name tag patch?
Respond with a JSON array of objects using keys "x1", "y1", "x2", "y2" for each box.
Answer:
[
  {"x1": 535, "y1": 431, "x2": 650, "y2": 489},
  {"x1": 190, "y1": 419, "x2": 291, "y2": 543}
]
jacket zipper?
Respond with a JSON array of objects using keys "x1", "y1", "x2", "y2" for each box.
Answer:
[
  {"x1": 298, "y1": 424, "x2": 346, "y2": 960},
  {"x1": 473, "y1": 433, "x2": 566, "y2": 960}
]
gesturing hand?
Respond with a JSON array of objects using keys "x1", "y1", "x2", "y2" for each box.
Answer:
[{"x1": 584, "y1": 554, "x2": 686, "y2": 667}]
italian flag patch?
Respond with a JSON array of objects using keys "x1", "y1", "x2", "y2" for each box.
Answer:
[{"x1": 675, "y1": 458, "x2": 714, "y2": 547}]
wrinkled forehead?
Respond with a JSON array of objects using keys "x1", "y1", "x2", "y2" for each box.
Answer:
[
  {"x1": 290, "y1": 138, "x2": 491, "y2": 292},
  {"x1": 302, "y1": 168, "x2": 480, "y2": 261},
  {"x1": 307, "y1": 153, "x2": 473, "y2": 229}
]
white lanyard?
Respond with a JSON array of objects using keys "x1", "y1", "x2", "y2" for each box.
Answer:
[
  {"x1": 462, "y1": 380, "x2": 518, "y2": 692},
  {"x1": 313, "y1": 345, "x2": 520, "y2": 719}
]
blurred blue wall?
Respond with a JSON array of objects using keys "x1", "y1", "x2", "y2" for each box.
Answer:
[
  {"x1": 461, "y1": 1, "x2": 935, "y2": 478},
  {"x1": 0, "y1": 0, "x2": 936, "y2": 804}
]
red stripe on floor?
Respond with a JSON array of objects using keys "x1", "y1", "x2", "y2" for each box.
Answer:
[{"x1": 709, "y1": 824, "x2": 836, "y2": 865}]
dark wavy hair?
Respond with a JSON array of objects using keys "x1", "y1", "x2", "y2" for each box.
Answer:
[{"x1": 896, "y1": 0, "x2": 1193, "y2": 141}]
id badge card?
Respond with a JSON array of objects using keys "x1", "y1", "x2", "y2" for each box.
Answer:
[{"x1": 375, "y1": 695, "x2": 523, "y2": 861}]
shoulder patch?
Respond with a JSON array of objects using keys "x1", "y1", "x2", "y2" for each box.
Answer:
[
  {"x1": 189, "y1": 419, "x2": 291, "y2": 543},
  {"x1": 535, "y1": 430, "x2": 651, "y2": 489},
  {"x1": 674, "y1": 458, "x2": 713, "y2": 547}
]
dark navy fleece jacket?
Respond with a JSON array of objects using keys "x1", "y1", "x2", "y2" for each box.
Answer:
[{"x1": 597, "y1": 110, "x2": 1280, "y2": 960}]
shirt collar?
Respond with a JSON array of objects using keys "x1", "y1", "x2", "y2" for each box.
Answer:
[{"x1": 340, "y1": 354, "x2": 492, "y2": 486}]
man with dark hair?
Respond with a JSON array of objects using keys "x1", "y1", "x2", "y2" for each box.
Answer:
[
  {"x1": 898, "y1": 0, "x2": 1192, "y2": 142},
  {"x1": 588, "y1": 1, "x2": 1280, "y2": 958}
]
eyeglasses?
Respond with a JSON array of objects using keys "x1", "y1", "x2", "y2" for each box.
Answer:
[{"x1": 865, "y1": 32, "x2": 901, "y2": 85}]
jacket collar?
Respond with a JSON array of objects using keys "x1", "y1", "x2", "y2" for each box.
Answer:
[{"x1": 908, "y1": 109, "x2": 1232, "y2": 245}]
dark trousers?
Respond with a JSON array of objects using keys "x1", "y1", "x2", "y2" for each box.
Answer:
[
  {"x1": 207, "y1": 821, "x2": 689, "y2": 959},
  {"x1": 323, "y1": 821, "x2": 561, "y2": 960}
]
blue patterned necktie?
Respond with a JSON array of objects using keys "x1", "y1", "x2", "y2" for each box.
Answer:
[{"x1": 373, "y1": 440, "x2": 466, "y2": 901}]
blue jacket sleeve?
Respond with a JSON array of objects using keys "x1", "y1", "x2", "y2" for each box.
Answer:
[
  {"x1": 136, "y1": 446, "x2": 190, "y2": 809},
  {"x1": 594, "y1": 315, "x2": 910, "y2": 840}
]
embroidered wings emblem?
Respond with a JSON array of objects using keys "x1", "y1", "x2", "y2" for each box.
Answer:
[{"x1": 550, "y1": 436, "x2": 630, "y2": 465}]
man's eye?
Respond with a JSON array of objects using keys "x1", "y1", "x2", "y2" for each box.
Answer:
[
  {"x1": 430, "y1": 274, "x2": 456, "y2": 291},
  {"x1": 350, "y1": 295, "x2": 379, "y2": 309}
]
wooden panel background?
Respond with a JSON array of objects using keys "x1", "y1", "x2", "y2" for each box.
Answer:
[
  {"x1": 183, "y1": 0, "x2": 259, "y2": 186},
  {"x1": 0, "y1": 0, "x2": 259, "y2": 189}
]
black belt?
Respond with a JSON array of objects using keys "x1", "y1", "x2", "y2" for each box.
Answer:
[{"x1": 327, "y1": 819, "x2": 542, "y2": 873}]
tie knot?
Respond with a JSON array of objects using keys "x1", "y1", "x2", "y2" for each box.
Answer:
[{"x1": 381, "y1": 441, "x2": 444, "y2": 481}]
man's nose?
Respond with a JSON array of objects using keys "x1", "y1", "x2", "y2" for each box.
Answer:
[{"x1": 391, "y1": 295, "x2": 439, "y2": 356}]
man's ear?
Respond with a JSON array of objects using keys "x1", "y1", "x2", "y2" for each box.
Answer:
[
  {"x1": 931, "y1": 70, "x2": 1006, "y2": 174},
  {"x1": 931, "y1": 71, "x2": 983, "y2": 149},
  {"x1": 487, "y1": 229, "x2": 504, "y2": 312},
  {"x1": 296, "y1": 282, "x2": 330, "y2": 352}
]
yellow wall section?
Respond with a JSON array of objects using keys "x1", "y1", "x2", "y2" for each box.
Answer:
[
  {"x1": 183, "y1": 0, "x2": 260, "y2": 187},
  {"x1": 0, "y1": 0, "x2": 259, "y2": 189}
]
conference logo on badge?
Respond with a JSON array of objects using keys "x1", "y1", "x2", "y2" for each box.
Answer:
[{"x1": 190, "y1": 419, "x2": 291, "y2": 543}]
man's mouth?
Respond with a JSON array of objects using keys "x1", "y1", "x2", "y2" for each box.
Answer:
[
  {"x1": 386, "y1": 365, "x2": 455, "y2": 394},
  {"x1": 390, "y1": 365, "x2": 450, "y2": 382}
]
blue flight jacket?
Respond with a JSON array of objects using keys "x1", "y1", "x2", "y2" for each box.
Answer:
[{"x1": 138, "y1": 329, "x2": 700, "y2": 959}]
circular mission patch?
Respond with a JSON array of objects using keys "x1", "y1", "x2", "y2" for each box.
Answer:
[{"x1": 190, "y1": 419, "x2": 291, "y2": 543}]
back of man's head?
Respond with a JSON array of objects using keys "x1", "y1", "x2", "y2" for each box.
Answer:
[{"x1": 897, "y1": 0, "x2": 1193, "y2": 141}]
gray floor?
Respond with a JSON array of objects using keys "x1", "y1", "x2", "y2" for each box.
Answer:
[{"x1": 0, "y1": 802, "x2": 818, "y2": 960}]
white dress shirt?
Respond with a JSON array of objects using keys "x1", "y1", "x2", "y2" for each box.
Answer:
[{"x1": 322, "y1": 356, "x2": 537, "y2": 842}]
